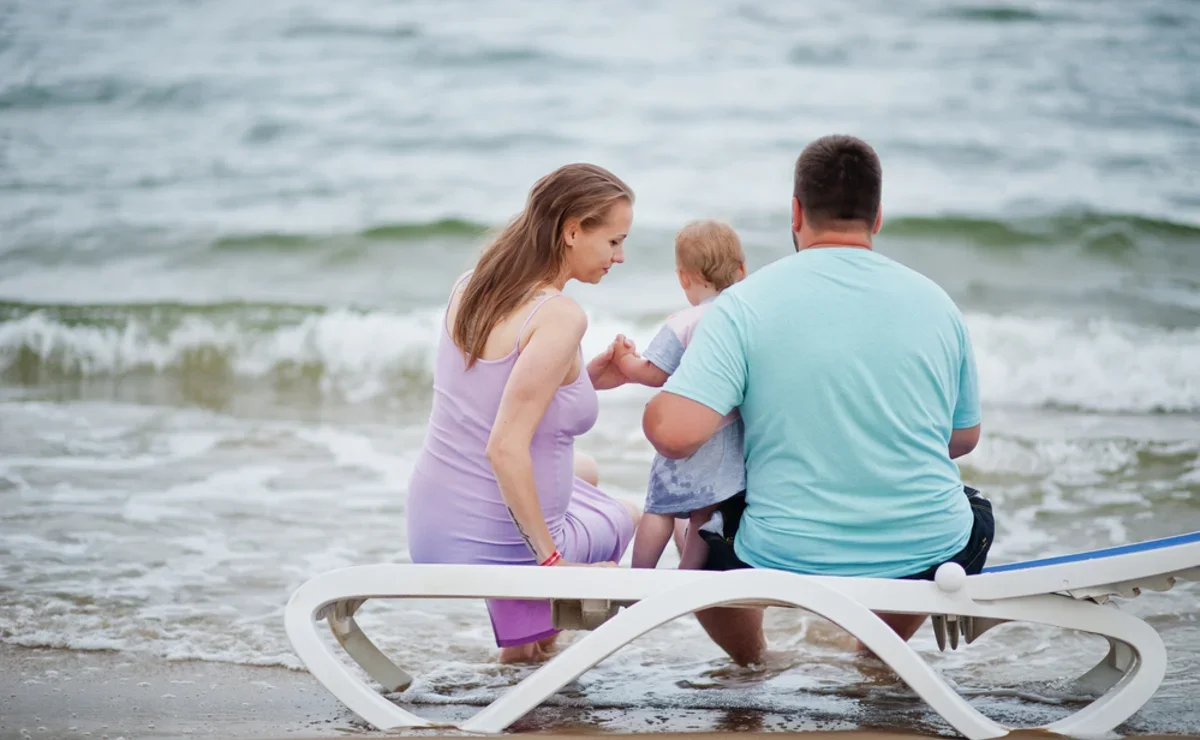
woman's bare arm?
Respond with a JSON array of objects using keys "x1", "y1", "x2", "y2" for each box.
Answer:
[{"x1": 485, "y1": 300, "x2": 588, "y2": 564}]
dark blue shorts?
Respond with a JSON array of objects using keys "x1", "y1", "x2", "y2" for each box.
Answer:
[{"x1": 699, "y1": 486, "x2": 995, "y2": 579}]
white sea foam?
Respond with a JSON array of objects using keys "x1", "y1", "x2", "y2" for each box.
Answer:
[
  {"x1": 4, "y1": 308, "x2": 1199, "y2": 413},
  {"x1": 0, "y1": 308, "x2": 442, "y2": 402},
  {"x1": 969, "y1": 314, "x2": 1200, "y2": 413}
]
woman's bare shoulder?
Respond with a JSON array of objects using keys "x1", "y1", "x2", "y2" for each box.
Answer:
[
  {"x1": 445, "y1": 270, "x2": 474, "y2": 319},
  {"x1": 530, "y1": 291, "x2": 587, "y2": 335},
  {"x1": 450, "y1": 270, "x2": 474, "y2": 299}
]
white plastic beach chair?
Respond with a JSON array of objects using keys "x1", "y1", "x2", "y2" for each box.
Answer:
[{"x1": 284, "y1": 531, "x2": 1200, "y2": 739}]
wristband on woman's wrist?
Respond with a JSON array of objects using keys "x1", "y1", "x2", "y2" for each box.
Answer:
[{"x1": 539, "y1": 550, "x2": 562, "y2": 567}]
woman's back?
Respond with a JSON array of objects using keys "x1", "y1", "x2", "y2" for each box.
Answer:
[{"x1": 406, "y1": 281, "x2": 599, "y2": 565}]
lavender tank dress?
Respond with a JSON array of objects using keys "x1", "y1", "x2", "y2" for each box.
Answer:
[{"x1": 406, "y1": 280, "x2": 636, "y2": 648}]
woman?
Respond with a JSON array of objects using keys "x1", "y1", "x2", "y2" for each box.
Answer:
[{"x1": 406, "y1": 163, "x2": 642, "y2": 663}]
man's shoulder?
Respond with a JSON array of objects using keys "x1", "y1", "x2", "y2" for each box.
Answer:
[
  {"x1": 720, "y1": 254, "x2": 804, "y2": 307},
  {"x1": 868, "y1": 251, "x2": 966, "y2": 320}
]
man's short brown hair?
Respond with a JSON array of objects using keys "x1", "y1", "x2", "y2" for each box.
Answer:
[
  {"x1": 675, "y1": 219, "x2": 745, "y2": 291},
  {"x1": 793, "y1": 135, "x2": 882, "y2": 230}
]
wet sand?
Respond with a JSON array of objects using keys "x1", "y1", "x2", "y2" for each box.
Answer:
[
  {"x1": 2, "y1": 643, "x2": 1196, "y2": 740},
  {"x1": 0, "y1": 643, "x2": 911, "y2": 739},
  {"x1": 0, "y1": 643, "x2": 355, "y2": 739}
]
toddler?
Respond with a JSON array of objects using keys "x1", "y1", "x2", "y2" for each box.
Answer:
[{"x1": 617, "y1": 219, "x2": 747, "y2": 569}]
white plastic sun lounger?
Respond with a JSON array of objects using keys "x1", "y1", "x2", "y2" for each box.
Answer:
[{"x1": 285, "y1": 531, "x2": 1200, "y2": 739}]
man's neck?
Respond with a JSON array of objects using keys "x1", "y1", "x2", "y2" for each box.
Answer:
[{"x1": 796, "y1": 230, "x2": 873, "y2": 252}]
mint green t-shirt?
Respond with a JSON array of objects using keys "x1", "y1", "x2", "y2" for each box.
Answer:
[{"x1": 662, "y1": 247, "x2": 979, "y2": 578}]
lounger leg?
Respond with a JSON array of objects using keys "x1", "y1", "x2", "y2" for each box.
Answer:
[
  {"x1": 459, "y1": 570, "x2": 1008, "y2": 740},
  {"x1": 285, "y1": 587, "x2": 433, "y2": 731},
  {"x1": 932, "y1": 615, "x2": 1007, "y2": 652},
  {"x1": 1045, "y1": 616, "x2": 1163, "y2": 738},
  {"x1": 328, "y1": 599, "x2": 414, "y2": 692},
  {"x1": 1074, "y1": 636, "x2": 1135, "y2": 694},
  {"x1": 975, "y1": 595, "x2": 1166, "y2": 738}
]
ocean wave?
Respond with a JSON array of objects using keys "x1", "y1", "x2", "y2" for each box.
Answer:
[
  {"x1": 0, "y1": 303, "x2": 441, "y2": 403},
  {"x1": 971, "y1": 315, "x2": 1200, "y2": 413},
  {"x1": 207, "y1": 212, "x2": 1200, "y2": 257},
  {"x1": 210, "y1": 218, "x2": 490, "y2": 252},
  {"x1": 282, "y1": 21, "x2": 420, "y2": 41},
  {"x1": 937, "y1": 6, "x2": 1046, "y2": 23},
  {"x1": 881, "y1": 212, "x2": 1200, "y2": 254},
  {"x1": 1, "y1": 303, "x2": 1198, "y2": 413},
  {"x1": 0, "y1": 76, "x2": 211, "y2": 111}
]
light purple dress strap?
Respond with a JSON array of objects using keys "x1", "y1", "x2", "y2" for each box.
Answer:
[
  {"x1": 513, "y1": 292, "x2": 565, "y2": 352},
  {"x1": 450, "y1": 270, "x2": 474, "y2": 297}
]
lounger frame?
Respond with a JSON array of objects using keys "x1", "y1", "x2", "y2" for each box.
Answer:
[{"x1": 285, "y1": 534, "x2": 1200, "y2": 739}]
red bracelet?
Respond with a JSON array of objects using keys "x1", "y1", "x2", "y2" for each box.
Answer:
[{"x1": 539, "y1": 550, "x2": 562, "y2": 567}]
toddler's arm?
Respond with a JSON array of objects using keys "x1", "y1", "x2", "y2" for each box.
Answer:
[{"x1": 618, "y1": 352, "x2": 670, "y2": 388}]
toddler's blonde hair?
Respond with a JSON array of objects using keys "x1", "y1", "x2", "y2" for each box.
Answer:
[{"x1": 675, "y1": 219, "x2": 745, "y2": 291}]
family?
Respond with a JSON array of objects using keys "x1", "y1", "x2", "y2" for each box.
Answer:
[{"x1": 405, "y1": 135, "x2": 994, "y2": 665}]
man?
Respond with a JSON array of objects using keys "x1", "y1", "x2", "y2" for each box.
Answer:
[{"x1": 642, "y1": 135, "x2": 993, "y2": 665}]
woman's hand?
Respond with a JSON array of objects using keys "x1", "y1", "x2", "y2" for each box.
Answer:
[{"x1": 587, "y1": 334, "x2": 636, "y2": 390}]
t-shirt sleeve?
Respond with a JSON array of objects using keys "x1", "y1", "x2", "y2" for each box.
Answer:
[
  {"x1": 641, "y1": 324, "x2": 686, "y2": 376},
  {"x1": 661, "y1": 297, "x2": 747, "y2": 415},
  {"x1": 952, "y1": 317, "x2": 981, "y2": 429}
]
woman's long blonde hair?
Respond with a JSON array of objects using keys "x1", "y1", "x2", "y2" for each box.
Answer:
[{"x1": 452, "y1": 163, "x2": 634, "y2": 367}]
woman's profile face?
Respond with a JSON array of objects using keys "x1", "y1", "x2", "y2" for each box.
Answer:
[{"x1": 563, "y1": 199, "x2": 632, "y2": 284}]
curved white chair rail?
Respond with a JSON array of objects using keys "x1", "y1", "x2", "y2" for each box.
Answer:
[{"x1": 285, "y1": 541, "x2": 1199, "y2": 739}]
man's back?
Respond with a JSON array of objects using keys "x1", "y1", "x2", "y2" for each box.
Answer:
[{"x1": 664, "y1": 247, "x2": 979, "y2": 578}]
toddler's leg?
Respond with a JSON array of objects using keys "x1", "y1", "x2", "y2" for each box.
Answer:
[
  {"x1": 672, "y1": 518, "x2": 688, "y2": 555},
  {"x1": 631, "y1": 512, "x2": 676, "y2": 569},
  {"x1": 678, "y1": 505, "x2": 719, "y2": 570}
]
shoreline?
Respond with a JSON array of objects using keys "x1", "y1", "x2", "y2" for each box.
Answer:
[{"x1": 4, "y1": 643, "x2": 1199, "y2": 740}]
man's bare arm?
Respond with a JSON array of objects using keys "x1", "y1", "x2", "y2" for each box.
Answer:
[
  {"x1": 643, "y1": 391, "x2": 725, "y2": 459},
  {"x1": 949, "y1": 424, "x2": 980, "y2": 459}
]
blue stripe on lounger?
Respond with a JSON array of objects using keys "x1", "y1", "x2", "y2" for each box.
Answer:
[{"x1": 982, "y1": 530, "x2": 1200, "y2": 573}]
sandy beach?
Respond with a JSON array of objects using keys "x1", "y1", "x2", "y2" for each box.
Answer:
[
  {"x1": 1, "y1": 643, "x2": 355, "y2": 739},
  {"x1": 4, "y1": 642, "x2": 1199, "y2": 740},
  {"x1": 0, "y1": 642, "x2": 905, "y2": 739}
]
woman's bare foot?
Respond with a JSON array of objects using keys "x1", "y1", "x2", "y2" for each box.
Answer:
[{"x1": 498, "y1": 634, "x2": 559, "y2": 664}]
